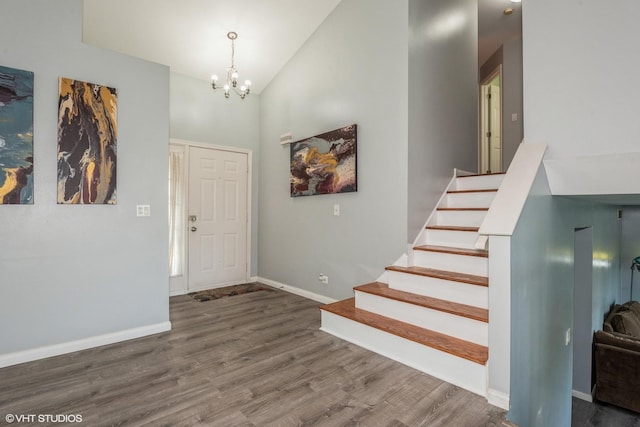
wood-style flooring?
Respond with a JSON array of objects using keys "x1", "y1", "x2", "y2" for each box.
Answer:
[
  {"x1": 572, "y1": 397, "x2": 640, "y2": 427},
  {"x1": 0, "y1": 289, "x2": 508, "y2": 426}
]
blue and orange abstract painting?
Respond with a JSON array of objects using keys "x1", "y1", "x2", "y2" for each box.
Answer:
[
  {"x1": 0, "y1": 65, "x2": 34, "y2": 205},
  {"x1": 290, "y1": 124, "x2": 357, "y2": 197},
  {"x1": 57, "y1": 77, "x2": 117, "y2": 204}
]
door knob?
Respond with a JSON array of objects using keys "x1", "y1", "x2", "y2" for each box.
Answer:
[{"x1": 191, "y1": 226, "x2": 197, "y2": 232}]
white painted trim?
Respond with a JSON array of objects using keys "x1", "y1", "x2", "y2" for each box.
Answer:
[
  {"x1": 478, "y1": 143, "x2": 547, "y2": 237},
  {"x1": 572, "y1": 389, "x2": 593, "y2": 402},
  {"x1": 169, "y1": 139, "x2": 253, "y2": 293},
  {"x1": 257, "y1": 277, "x2": 337, "y2": 304},
  {"x1": 321, "y1": 311, "x2": 487, "y2": 396},
  {"x1": 170, "y1": 138, "x2": 252, "y2": 155},
  {"x1": 544, "y1": 152, "x2": 640, "y2": 196},
  {"x1": 0, "y1": 322, "x2": 172, "y2": 368},
  {"x1": 487, "y1": 389, "x2": 510, "y2": 410}
]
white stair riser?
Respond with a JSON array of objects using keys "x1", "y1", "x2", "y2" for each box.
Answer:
[
  {"x1": 387, "y1": 270, "x2": 488, "y2": 309},
  {"x1": 412, "y1": 250, "x2": 488, "y2": 276},
  {"x1": 454, "y1": 174, "x2": 504, "y2": 191},
  {"x1": 433, "y1": 210, "x2": 487, "y2": 227},
  {"x1": 443, "y1": 192, "x2": 496, "y2": 208},
  {"x1": 320, "y1": 310, "x2": 487, "y2": 396},
  {"x1": 425, "y1": 229, "x2": 479, "y2": 250},
  {"x1": 355, "y1": 291, "x2": 488, "y2": 346}
]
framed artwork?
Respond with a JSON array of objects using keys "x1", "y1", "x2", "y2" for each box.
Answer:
[
  {"x1": 0, "y1": 65, "x2": 34, "y2": 204},
  {"x1": 290, "y1": 124, "x2": 357, "y2": 197},
  {"x1": 57, "y1": 77, "x2": 117, "y2": 204}
]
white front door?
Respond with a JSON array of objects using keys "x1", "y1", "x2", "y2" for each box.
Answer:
[{"x1": 188, "y1": 146, "x2": 248, "y2": 291}]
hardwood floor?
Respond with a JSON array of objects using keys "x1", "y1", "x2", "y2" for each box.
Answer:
[
  {"x1": 0, "y1": 289, "x2": 507, "y2": 426},
  {"x1": 572, "y1": 397, "x2": 640, "y2": 427}
]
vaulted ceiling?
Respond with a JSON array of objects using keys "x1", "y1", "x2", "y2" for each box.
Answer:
[{"x1": 83, "y1": 0, "x2": 521, "y2": 94}]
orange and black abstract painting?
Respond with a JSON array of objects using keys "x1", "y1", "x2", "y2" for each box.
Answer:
[
  {"x1": 0, "y1": 65, "x2": 34, "y2": 205},
  {"x1": 57, "y1": 77, "x2": 117, "y2": 204},
  {"x1": 290, "y1": 124, "x2": 357, "y2": 197}
]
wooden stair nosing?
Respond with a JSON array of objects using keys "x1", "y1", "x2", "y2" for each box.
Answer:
[
  {"x1": 413, "y1": 244, "x2": 488, "y2": 258},
  {"x1": 385, "y1": 265, "x2": 488, "y2": 287},
  {"x1": 425, "y1": 225, "x2": 479, "y2": 232},
  {"x1": 320, "y1": 298, "x2": 488, "y2": 364},
  {"x1": 447, "y1": 188, "x2": 498, "y2": 194},
  {"x1": 437, "y1": 207, "x2": 489, "y2": 212},
  {"x1": 354, "y1": 282, "x2": 488, "y2": 323},
  {"x1": 457, "y1": 172, "x2": 506, "y2": 178}
]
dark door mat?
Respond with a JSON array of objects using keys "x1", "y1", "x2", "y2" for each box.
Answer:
[{"x1": 188, "y1": 283, "x2": 273, "y2": 302}]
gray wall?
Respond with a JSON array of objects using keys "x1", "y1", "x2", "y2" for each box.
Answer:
[
  {"x1": 621, "y1": 207, "x2": 640, "y2": 301},
  {"x1": 0, "y1": 0, "x2": 170, "y2": 354},
  {"x1": 523, "y1": 0, "x2": 640, "y2": 158},
  {"x1": 170, "y1": 72, "x2": 260, "y2": 276},
  {"x1": 501, "y1": 38, "x2": 523, "y2": 170},
  {"x1": 508, "y1": 168, "x2": 621, "y2": 426},
  {"x1": 479, "y1": 37, "x2": 523, "y2": 172},
  {"x1": 258, "y1": 0, "x2": 408, "y2": 300},
  {"x1": 408, "y1": 0, "x2": 478, "y2": 242}
]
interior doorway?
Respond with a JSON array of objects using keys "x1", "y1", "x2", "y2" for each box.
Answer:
[
  {"x1": 169, "y1": 140, "x2": 251, "y2": 296},
  {"x1": 479, "y1": 67, "x2": 503, "y2": 174},
  {"x1": 573, "y1": 226, "x2": 594, "y2": 401}
]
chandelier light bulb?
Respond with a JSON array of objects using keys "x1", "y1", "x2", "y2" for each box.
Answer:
[{"x1": 211, "y1": 31, "x2": 252, "y2": 100}]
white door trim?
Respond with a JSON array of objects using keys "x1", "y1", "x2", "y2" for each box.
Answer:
[
  {"x1": 169, "y1": 138, "x2": 252, "y2": 296},
  {"x1": 478, "y1": 65, "x2": 503, "y2": 174}
]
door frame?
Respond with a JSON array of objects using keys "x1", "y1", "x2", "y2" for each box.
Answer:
[
  {"x1": 169, "y1": 138, "x2": 252, "y2": 296},
  {"x1": 478, "y1": 65, "x2": 503, "y2": 174}
]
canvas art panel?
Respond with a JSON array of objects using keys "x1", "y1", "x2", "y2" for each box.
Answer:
[
  {"x1": 0, "y1": 65, "x2": 34, "y2": 205},
  {"x1": 290, "y1": 124, "x2": 357, "y2": 197},
  {"x1": 57, "y1": 77, "x2": 117, "y2": 204}
]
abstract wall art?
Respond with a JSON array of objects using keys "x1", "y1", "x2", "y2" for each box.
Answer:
[
  {"x1": 57, "y1": 77, "x2": 117, "y2": 204},
  {"x1": 0, "y1": 65, "x2": 34, "y2": 205},
  {"x1": 290, "y1": 124, "x2": 357, "y2": 197}
]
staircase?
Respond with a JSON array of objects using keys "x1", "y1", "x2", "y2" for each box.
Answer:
[{"x1": 320, "y1": 172, "x2": 505, "y2": 397}]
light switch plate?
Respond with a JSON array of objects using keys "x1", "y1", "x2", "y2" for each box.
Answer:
[{"x1": 137, "y1": 205, "x2": 151, "y2": 217}]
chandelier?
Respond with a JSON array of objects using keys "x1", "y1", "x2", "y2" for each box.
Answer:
[{"x1": 211, "y1": 31, "x2": 251, "y2": 99}]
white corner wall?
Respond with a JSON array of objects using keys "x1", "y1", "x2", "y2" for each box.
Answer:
[
  {"x1": 408, "y1": 0, "x2": 478, "y2": 242},
  {"x1": 170, "y1": 72, "x2": 260, "y2": 275},
  {"x1": 258, "y1": 0, "x2": 408, "y2": 300},
  {"x1": 0, "y1": 0, "x2": 170, "y2": 362}
]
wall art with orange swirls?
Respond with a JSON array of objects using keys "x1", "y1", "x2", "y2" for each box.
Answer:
[{"x1": 57, "y1": 77, "x2": 117, "y2": 204}]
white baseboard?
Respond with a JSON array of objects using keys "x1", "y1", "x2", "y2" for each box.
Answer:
[
  {"x1": 257, "y1": 277, "x2": 337, "y2": 304},
  {"x1": 572, "y1": 389, "x2": 593, "y2": 402},
  {"x1": 0, "y1": 321, "x2": 172, "y2": 369},
  {"x1": 487, "y1": 388, "x2": 510, "y2": 410}
]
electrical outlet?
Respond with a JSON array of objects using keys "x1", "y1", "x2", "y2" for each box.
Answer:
[
  {"x1": 318, "y1": 273, "x2": 329, "y2": 284},
  {"x1": 333, "y1": 204, "x2": 340, "y2": 216}
]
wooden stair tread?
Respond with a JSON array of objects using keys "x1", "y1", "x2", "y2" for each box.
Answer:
[
  {"x1": 414, "y1": 244, "x2": 488, "y2": 258},
  {"x1": 447, "y1": 188, "x2": 497, "y2": 194},
  {"x1": 425, "y1": 225, "x2": 479, "y2": 232},
  {"x1": 354, "y1": 282, "x2": 488, "y2": 323},
  {"x1": 457, "y1": 172, "x2": 505, "y2": 178},
  {"x1": 437, "y1": 207, "x2": 489, "y2": 211},
  {"x1": 320, "y1": 298, "x2": 488, "y2": 364},
  {"x1": 385, "y1": 265, "x2": 488, "y2": 287}
]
